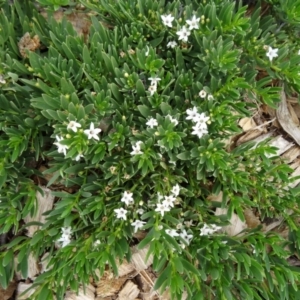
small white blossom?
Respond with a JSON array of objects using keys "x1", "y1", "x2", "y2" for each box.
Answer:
[
  {"x1": 136, "y1": 208, "x2": 145, "y2": 215},
  {"x1": 131, "y1": 219, "x2": 146, "y2": 233},
  {"x1": 193, "y1": 112, "x2": 210, "y2": 125},
  {"x1": 75, "y1": 153, "x2": 84, "y2": 161},
  {"x1": 191, "y1": 123, "x2": 208, "y2": 138},
  {"x1": 207, "y1": 94, "x2": 214, "y2": 100},
  {"x1": 199, "y1": 223, "x2": 222, "y2": 236},
  {"x1": 114, "y1": 208, "x2": 128, "y2": 220},
  {"x1": 94, "y1": 240, "x2": 101, "y2": 247},
  {"x1": 186, "y1": 15, "x2": 200, "y2": 30},
  {"x1": 149, "y1": 76, "x2": 161, "y2": 86},
  {"x1": 266, "y1": 46, "x2": 278, "y2": 62},
  {"x1": 167, "y1": 41, "x2": 177, "y2": 48},
  {"x1": 157, "y1": 192, "x2": 164, "y2": 201},
  {"x1": 148, "y1": 84, "x2": 157, "y2": 96},
  {"x1": 165, "y1": 229, "x2": 179, "y2": 237},
  {"x1": 186, "y1": 106, "x2": 200, "y2": 123},
  {"x1": 176, "y1": 26, "x2": 191, "y2": 42},
  {"x1": 155, "y1": 203, "x2": 170, "y2": 217},
  {"x1": 199, "y1": 90, "x2": 207, "y2": 98},
  {"x1": 163, "y1": 195, "x2": 176, "y2": 208},
  {"x1": 167, "y1": 115, "x2": 178, "y2": 126},
  {"x1": 131, "y1": 142, "x2": 143, "y2": 155},
  {"x1": 67, "y1": 120, "x2": 81, "y2": 132},
  {"x1": 121, "y1": 191, "x2": 134, "y2": 206},
  {"x1": 145, "y1": 45, "x2": 149, "y2": 56},
  {"x1": 146, "y1": 118, "x2": 158, "y2": 128},
  {"x1": 61, "y1": 227, "x2": 72, "y2": 236},
  {"x1": 0, "y1": 75, "x2": 6, "y2": 84},
  {"x1": 54, "y1": 135, "x2": 69, "y2": 156},
  {"x1": 171, "y1": 184, "x2": 180, "y2": 196},
  {"x1": 57, "y1": 227, "x2": 72, "y2": 247},
  {"x1": 161, "y1": 14, "x2": 174, "y2": 27},
  {"x1": 180, "y1": 229, "x2": 193, "y2": 245},
  {"x1": 84, "y1": 122, "x2": 101, "y2": 140}
]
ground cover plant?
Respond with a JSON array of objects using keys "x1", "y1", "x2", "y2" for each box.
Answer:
[{"x1": 1, "y1": 0, "x2": 300, "y2": 299}]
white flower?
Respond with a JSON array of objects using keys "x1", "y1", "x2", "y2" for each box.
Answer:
[
  {"x1": 171, "y1": 184, "x2": 180, "y2": 196},
  {"x1": 131, "y1": 219, "x2": 146, "y2": 233},
  {"x1": 167, "y1": 41, "x2": 177, "y2": 48},
  {"x1": 180, "y1": 229, "x2": 193, "y2": 245},
  {"x1": 75, "y1": 153, "x2": 84, "y2": 161},
  {"x1": 121, "y1": 191, "x2": 134, "y2": 206},
  {"x1": 114, "y1": 208, "x2": 128, "y2": 220},
  {"x1": 199, "y1": 90, "x2": 207, "y2": 98},
  {"x1": 61, "y1": 227, "x2": 72, "y2": 236},
  {"x1": 176, "y1": 26, "x2": 191, "y2": 42},
  {"x1": 191, "y1": 123, "x2": 208, "y2": 138},
  {"x1": 157, "y1": 192, "x2": 164, "y2": 201},
  {"x1": 84, "y1": 122, "x2": 102, "y2": 140},
  {"x1": 186, "y1": 15, "x2": 200, "y2": 30},
  {"x1": 131, "y1": 142, "x2": 143, "y2": 155},
  {"x1": 163, "y1": 195, "x2": 176, "y2": 208},
  {"x1": 207, "y1": 94, "x2": 214, "y2": 101},
  {"x1": 149, "y1": 76, "x2": 161, "y2": 86},
  {"x1": 266, "y1": 46, "x2": 278, "y2": 62},
  {"x1": 165, "y1": 229, "x2": 179, "y2": 237},
  {"x1": 136, "y1": 208, "x2": 144, "y2": 215},
  {"x1": 0, "y1": 75, "x2": 6, "y2": 84},
  {"x1": 193, "y1": 112, "x2": 210, "y2": 125},
  {"x1": 161, "y1": 14, "x2": 174, "y2": 27},
  {"x1": 148, "y1": 84, "x2": 157, "y2": 96},
  {"x1": 94, "y1": 240, "x2": 101, "y2": 246},
  {"x1": 155, "y1": 203, "x2": 170, "y2": 217},
  {"x1": 146, "y1": 118, "x2": 158, "y2": 128},
  {"x1": 199, "y1": 223, "x2": 222, "y2": 236},
  {"x1": 167, "y1": 115, "x2": 178, "y2": 126},
  {"x1": 57, "y1": 234, "x2": 71, "y2": 247},
  {"x1": 186, "y1": 106, "x2": 200, "y2": 122},
  {"x1": 67, "y1": 121, "x2": 81, "y2": 132},
  {"x1": 54, "y1": 135, "x2": 69, "y2": 156}
]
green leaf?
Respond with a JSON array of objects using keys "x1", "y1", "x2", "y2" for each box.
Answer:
[
  {"x1": 177, "y1": 152, "x2": 190, "y2": 160},
  {"x1": 154, "y1": 263, "x2": 171, "y2": 290},
  {"x1": 137, "y1": 105, "x2": 151, "y2": 118}
]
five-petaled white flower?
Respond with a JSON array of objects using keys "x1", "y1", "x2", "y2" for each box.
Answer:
[
  {"x1": 199, "y1": 90, "x2": 207, "y2": 98},
  {"x1": 161, "y1": 14, "x2": 174, "y2": 27},
  {"x1": 67, "y1": 121, "x2": 81, "y2": 132},
  {"x1": 186, "y1": 15, "x2": 200, "y2": 30},
  {"x1": 176, "y1": 26, "x2": 191, "y2": 42},
  {"x1": 146, "y1": 118, "x2": 158, "y2": 128},
  {"x1": 84, "y1": 122, "x2": 101, "y2": 140},
  {"x1": 266, "y1": 46, "x2": 278, "y2": 62},
  {"x1": 180, "y1": 229, "x2": 193, "y2": 245},
  {"x1": 149, "y1": 76, "x2": 161, "y2": 86},
  {"x1": 155, "y1": 203, "x2": 170, "y2": 217},
  {"x1": 121, "y1": 191, "x2": 134, "y2": 206},
  {"x1": 54, "y1": 135, "x2": 69, "y2": 156},
  {"x1": 114, "y1": 208, "x2": 128, "y2": 220},
  {"x1": 58, "y1": 227, "x2": 72, "y2": 247},
  {"x1": 163, "y1": 195, "x2": 176, "y2": 208},
  {"x1": 199, "y1": 223, "x2": 222, "y2": 236},
  {"x1": 131, "y1": 141, "x2": 143, "y2": 155},
  {"x1": 191, "y1": 123, "x2": 208, "y2": 138},
  {"x1": 186, "y1": 106, "x2": 200, "y2": 122},
  {"x1": 167, "y1": 41, "x2": 177, "y2": 48},
  {"x1": 165, "y1": 229, "x2": 179, "y2": 237},
  {"x1": 194, "y1": 112, "x2": 210, "y2": 125},
  {"x1": 171, "y1": 184, "x2": 180, "y2": 196},
  {"x1": 131, "y1": 219, "x2": 146, "y2": 233},
  {"x1": 148, "y1": 84, "x2": 157, "y2": 96}
]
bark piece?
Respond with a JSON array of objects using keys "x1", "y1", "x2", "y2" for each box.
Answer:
[
  {"x1": 277, "y1": 88, "x2": 300, "y2": 146},
  {"x1": 288, "y1": 102, "x2": 300, "y2": 125},
  {"x1": 16, "y1": 283, "x2": 36, "y2": 300},
  {"x1": 239, "y1": 117, "x2": 257, "y2": 131},
  {"x1": 24, "y1": 186, "x2": 55, "y2": 237},
  {"x1": 0, "y1": 279, "x2": 17, "y2": 300},
  {"x1": 131, "y1": 245, "x2": 153, "y2": 272},
  {"x1": 236, "y1": 129, "x2": 263, "y2": 145},
  {"x1": 117, "y1": 281, "x2": 140, "y2": 300},
  {"x1": 244, "y1": 209, "x2": 261, "y2": 228},
  {"x1": 267, "y1": 136, "x2": 294, "y2": 157},
  {"x1": 64, "y1": 284, "x2": 95, "y2": 300},
  {"x1": 281, "y1": 145, "x2": 300, "y2": 163}
]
